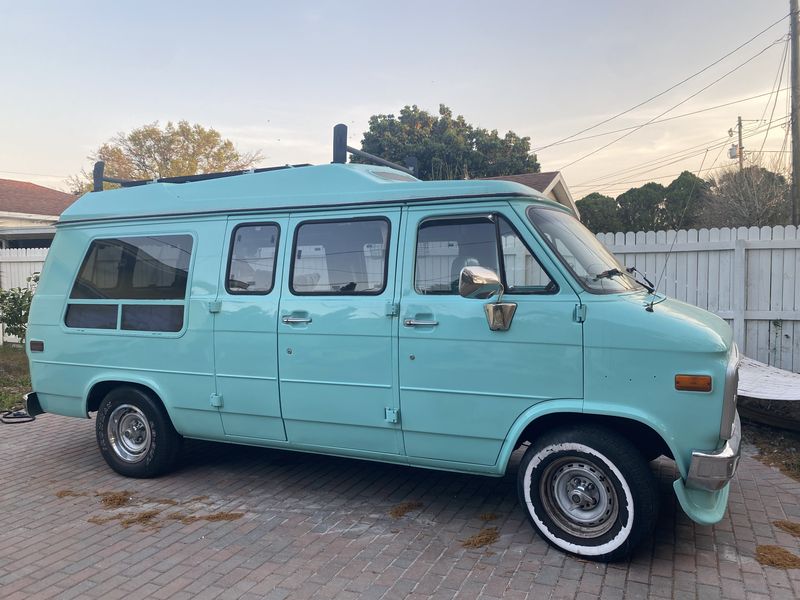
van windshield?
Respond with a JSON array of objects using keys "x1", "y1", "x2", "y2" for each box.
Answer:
[{"x1": 527, "y1": 206, "x2": 644, "y2": 293}]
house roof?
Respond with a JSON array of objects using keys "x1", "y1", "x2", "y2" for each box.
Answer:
[
  {"x1": 61, "y1": 164, "x2": 566, "y2": 225},
  {"x1": 0, "y1": 178, "x2": 78, "y2": 217},
  {"x1": 482, "y1": 171, "x2": 578, "y2": 217}
]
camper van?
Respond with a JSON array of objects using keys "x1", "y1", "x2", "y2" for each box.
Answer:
[{"x1": 24, "y1": 134, "x2": 740, "y2": 561}]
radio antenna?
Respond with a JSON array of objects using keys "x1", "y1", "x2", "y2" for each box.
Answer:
[{"x1": 648, "y1": 148, "x2": 710, "y2": 312}]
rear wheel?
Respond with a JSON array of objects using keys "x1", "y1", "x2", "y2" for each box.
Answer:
[
  {"x1": 95, "y1": 386, "x2": 181, "y2": 478},
  {"x1": 517, "y1": 425, "x2": 658, "y2": 562}
]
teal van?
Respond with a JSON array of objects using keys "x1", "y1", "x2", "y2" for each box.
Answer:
[{"x1": 25, "y1": 142, "x2": 740, "y2": 561}]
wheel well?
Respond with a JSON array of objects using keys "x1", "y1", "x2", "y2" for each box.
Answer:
[
  {"x1": 514, "y1": 413, "x2": 673, "y2": 461},
  {"x1": 86, "y1": 381, "x2": 161, "y2": 414}
]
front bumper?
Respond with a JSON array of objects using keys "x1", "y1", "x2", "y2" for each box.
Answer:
[
  {"x1": 686, "y1": 411, "x2": 741, "y2": 491},
  {"x1": 24, "y1": 392, "x2": 44, "y2": 417}
]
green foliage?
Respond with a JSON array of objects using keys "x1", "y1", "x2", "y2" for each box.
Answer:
[
  {"x1": 616, "y1": 182, "x2": 667, "y2": 232},
  {"x1": 69, "y1": 121, "x2": 262, "y2": 194},
  {"x1": 662, "y1": 171, "x2": 710, "y2": 230},
  {"x1": 353, "y1": 104, "x2": 540, "y2": 180},
  {"x1": 0, "y1": 274, "x2": 38, "y2": 342},
  {"x1": 576, "y1": 193, "x2": 621, "y2": 233}
]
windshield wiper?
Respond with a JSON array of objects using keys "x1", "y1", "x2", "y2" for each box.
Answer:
[
  {"x1": 626, "y1": 266, "x2": 655, "y2": 293},
  {"x1": 593, "y1": 268, "x2": 624, "y2": 281}
]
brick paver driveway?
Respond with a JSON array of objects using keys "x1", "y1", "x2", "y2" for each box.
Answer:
[{"x1": 2, "y1": 414, "x2": 800, "y2": 599}]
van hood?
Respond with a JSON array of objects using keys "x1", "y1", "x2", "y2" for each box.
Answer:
[{"x1": 585, "y1": 292, "x2": 733, "y2": 354}]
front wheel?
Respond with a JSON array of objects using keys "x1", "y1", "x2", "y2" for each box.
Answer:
[
  {"x1": 517, "y1": 426, "x2": 658, "y2": 562},
  {"x1": 95, "y1": 386, "x2": 182, "y2": 478}
]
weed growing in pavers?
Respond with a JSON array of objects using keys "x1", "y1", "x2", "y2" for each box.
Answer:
[
  {"x1": 462, "y1": 527, "x2": 499, "y2": 549},
  {"x1": 388, "y1": 501, "x2": 423, "y2": 518},
  {"x1": 775, "y1": 520, "x2": 800, "y2": 537},
  {"x1": 755, "y1": 545, "x2": 800, "y2": 568}
]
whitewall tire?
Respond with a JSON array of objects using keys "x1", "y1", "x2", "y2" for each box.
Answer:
[{"x1": 517, "y1": 425, "x2": 658, "y2": 562}]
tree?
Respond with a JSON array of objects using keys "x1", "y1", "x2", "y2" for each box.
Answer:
[
  {"x1": 352, "y1": 104, "x2": 539, "y2": 180},
  {"x1": 662, "y1": 171, "x2": 710, "y2": 230},
  {"x1": 577, "y1": 193, "x2": 622, "y2": 233},
  {"x1": 616, "y1": 182, "x2": 667, "y2": 232},
  {"x1": 69, "y1": 121, "x2": 262, "y2": 194},
  {"x1": 703, "y1": 165, "x2": 790, "y2": 228},
  {"x1": 0, "y1": 274, "x2": 38, "y2": 342}
]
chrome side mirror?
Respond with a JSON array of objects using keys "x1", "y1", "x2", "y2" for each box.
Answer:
[
  {"x1": 459, "y1": 266, "x2": 517, "y2": 331},
  {"x1": 458, "y1": 266, "x2": 503, "y2": 300}
]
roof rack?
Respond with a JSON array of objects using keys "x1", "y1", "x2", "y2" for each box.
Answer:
[
  {"x1": 91, "y1": 124, "x2": 418, "y2": 192},
  {"x1": 332, "y1": 123, "x2": 418, "y2": 177},
  {"x1": 92, "y1": 162, "x2": 312, "y2": 192}
]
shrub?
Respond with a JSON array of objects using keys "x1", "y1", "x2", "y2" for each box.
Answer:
[{"x1": 0, "y1": 274, "x2": 39, "y2": 343}]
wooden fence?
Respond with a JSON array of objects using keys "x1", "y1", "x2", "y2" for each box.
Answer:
[{"x1": 597, "y1": 225, "x2": 800, "y2": 373}]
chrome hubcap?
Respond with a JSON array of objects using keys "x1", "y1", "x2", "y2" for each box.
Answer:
[
  {"x1": 107, "y1": 404, "x2": 151, "y2": 463},
  {"x1": 540, "y1": 457, "x2": 618, "y2": 538}
]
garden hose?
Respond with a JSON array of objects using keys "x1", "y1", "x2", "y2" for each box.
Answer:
[{"x1": 1, "y1": 409, "x2": 35, "y2": 424}]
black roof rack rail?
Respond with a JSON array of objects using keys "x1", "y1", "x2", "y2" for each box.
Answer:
[
  {"x1": 332, "y1": 123, "x2": 418, "y2": 177},
  {"x1": 92, "y1": 162, "x2": 312, "y2": 192},
  {"x1": 91, "y1": 123, "x2": 417, "y2": 192}
]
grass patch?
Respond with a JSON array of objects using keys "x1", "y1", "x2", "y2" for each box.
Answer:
[
  {"x1": 775, "y1": 520, "x2": 800, "y2": 537},
  {"x1": 0, "y1": 345, "x2": 30, "y2": 412}
]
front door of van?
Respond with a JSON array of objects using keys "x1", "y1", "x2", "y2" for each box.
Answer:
[
  {"x1": 277, "y1": 209, "x2": 403, "y2": 455},
  {"x1": 398, "y1": 205, "x2": 584, "y2": 466},
  {"x1": 214, "y1": 216, "x2": 288, "y2": 441}
]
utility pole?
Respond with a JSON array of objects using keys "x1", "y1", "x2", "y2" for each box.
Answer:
[
  {"x1": 791, "y1": 0, "x2": 800, "y2": 225},
  {"x1": 737, "y1": 116, "x2": 744, "y2": 171}
]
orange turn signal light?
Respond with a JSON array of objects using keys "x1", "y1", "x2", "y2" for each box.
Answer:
[{"x1": 675, "y1": 374, "x2": 712, "y2": 392}]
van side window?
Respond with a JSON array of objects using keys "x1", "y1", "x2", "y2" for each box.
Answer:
[
  {"x1": 226, "y1": 224, "x2": 279, "y2": 294},
  {"x1": 415, "y1": 215, "x2": 555, "y2": 295},
  {"x1": 498, "y1": 218, "x2": 556, "y2": 293},
  {"x1": 65, "y1": 235, "x2": 193, "y2": 333},
  {"x1": 291, "y1": 218, "x2": 389, "y2": 295},
  {"x1": 415, "y1": 218, "x2": 499, "y2": 294},
  {"x1": 70, "y1": 235, "x2": 192, "y2": 300}
]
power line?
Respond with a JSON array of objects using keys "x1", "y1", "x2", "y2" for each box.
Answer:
[
  {"x1": 535, "y1": 88, "x2": 789, "y2": 150},
  {"x1": 0, "y1": 170, "x2": 68, "y2": 179},
  {"x1": 759, "y1": 37, "x2": 790, "y2": 153},
  {"x1": 574, "y1": 117, "x2": 790, "y2": 193},
  {"x1": 574, "y1": 115, "x2": 789, "y2": 188},
  {"x1": 559, "y1": 38, "x2": 787, "y2": 171},
  {"x1": 535, "y1": 13, "x2": 790, "y2": 152}
]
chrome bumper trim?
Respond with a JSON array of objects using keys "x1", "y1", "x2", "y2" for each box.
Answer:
[{"x1": 687, "y1": 411, "x2": 741, "y2": 491}]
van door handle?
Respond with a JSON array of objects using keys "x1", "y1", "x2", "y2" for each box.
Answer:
[
  {"x1": 403, "y1": 319, "x2": 438, "y2": 327},
  {"x1": 282, "y1": 316, "x2": 312, "y2": 325}
]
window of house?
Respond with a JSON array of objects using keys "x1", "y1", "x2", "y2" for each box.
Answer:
[
  {"x1": 65, "y1": 235, "x2": 193, "y2": 332},
  {"x1": 414, "y1": 215, "x2": 555, "y2": 295},
  {"x1": 226, "y1": 224, "x2": 279, "y2": 294},
  {"x1": 291, "y1": 218, "x2": 389, "y2": 295}
]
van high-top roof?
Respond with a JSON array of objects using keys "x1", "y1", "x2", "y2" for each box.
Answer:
[{"x1": 60, "y1": 163, "x2": 560, "y2": 225}]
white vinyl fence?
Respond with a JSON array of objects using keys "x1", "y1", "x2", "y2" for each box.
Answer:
[
  {"x1": 597, "y1": 226, "x2": 800, "y2": 373},
  {"x1": 0, "y1": 247, "x2": 48, "y2": 343}
]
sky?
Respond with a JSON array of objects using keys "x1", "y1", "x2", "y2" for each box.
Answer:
[{"x1": 0, "y1": 1, "x2": 792, "y2": 197}]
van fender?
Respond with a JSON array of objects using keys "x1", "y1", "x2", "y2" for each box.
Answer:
[
  {"x1": 82, "y1": 372, "x2": 170, "y2": 417},
  {"x1": 582, "y1": 402, "x2": 687, "y2": 477},
  {"x1": 495, "y1": 399, "x2": 583, "y2": 474},
  {"x1": 496, "y1": 399, "x2": 683, "y2": 477}
]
